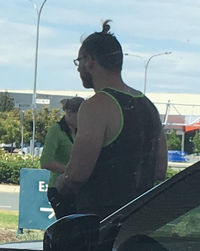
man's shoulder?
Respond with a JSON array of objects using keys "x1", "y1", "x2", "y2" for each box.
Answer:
[
  {"x1": 78, "y1": 93, "x2": 111, "y2": 123},
  {"x1": 49, "y1": 122, "x2": 60, "y2": 129},
  {"x1": 123, "y1": 86, "x2": 142, "y2": 95},
  {"x1": 81, "y1": 92, "x2": 109, "y2": 108},
  {"x1": 47, "y1": 122, "x2": 60, "y2": 134}
]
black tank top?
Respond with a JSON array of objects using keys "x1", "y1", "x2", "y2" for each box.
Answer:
[{"x1": 76, "y1": 87, "x2": 162, "y2": 218}]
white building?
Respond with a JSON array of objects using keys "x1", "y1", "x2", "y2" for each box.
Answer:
[{"x1": 1, "y1": 89, "x2": 200, "y2": 152}]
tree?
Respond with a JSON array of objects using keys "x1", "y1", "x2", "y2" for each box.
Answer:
[
  {"x1": 0, "y1": 91, "x2": 15, "y2": 112},
  {"x1": 23, "y1": 106, "x2": 61, "y2": 145},
  {"x1": 36, "y1": 106, "x2": 61, "y2": 144},
  {"x1": 167, "y1": 129, "x2": 181, "y2": 150},
  {"x1": 192, "y1": 130, "x2": 200, "y2": 154},
  {"x1": 0, "y1": 109, "x2": 21, "y2": 149},
  {"x1": 0, "y1": 106, "x2": 61, "y2": 147}
]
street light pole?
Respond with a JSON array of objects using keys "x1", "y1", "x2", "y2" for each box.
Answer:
[
  {"x1": 124, "y1": 53, "x2": 144, "y2": 61},
  {"x1": 19, "y1": 105, "x2": 24, "y2": 152},
  {"x1": 28, "y1": 0, "x2": 47, "y2": 155},
  {"x1": 144, "y1": 52, "x2": 172, "y2": 94}
]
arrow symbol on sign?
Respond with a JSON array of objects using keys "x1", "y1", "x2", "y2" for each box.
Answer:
[{"x1": 40, "y1": 207, "x2": 55, "y2": 219}]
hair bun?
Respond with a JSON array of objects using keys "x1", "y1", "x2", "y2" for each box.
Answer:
[{"x1": 102, "y1": 19, "x2": 112, "y2": 34}]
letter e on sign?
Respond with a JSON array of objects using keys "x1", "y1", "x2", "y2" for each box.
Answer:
[{"x1": 39, "y1": 181, "x2": 48, "y2": 192}]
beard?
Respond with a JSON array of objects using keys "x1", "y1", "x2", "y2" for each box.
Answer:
[{"x1": 80, "y1": 70, "x2": 94, "y2": 89}]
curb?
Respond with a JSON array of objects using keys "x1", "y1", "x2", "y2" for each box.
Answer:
[{"x1": 0, "y1": 184, "x2": 20, "y2": 193}]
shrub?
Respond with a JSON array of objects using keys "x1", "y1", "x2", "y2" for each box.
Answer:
[
  {"x1": 192, "y1": 130, "x2": 200, "y2": 154},
  {"x1": 0, "y1": 149, "x2": 183, "y2": 185},
  {"x1": 167, "y1": 129, "x2": 181, "y2": 150},
  {"x1": 0, "y1": 149, "x2": 40, "y2": 184},
  {"x1": 166, "y1": 167, "x2": 182, "y2": 179}
]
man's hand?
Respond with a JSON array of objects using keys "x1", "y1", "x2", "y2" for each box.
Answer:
[
  {"x1": 56, "y1": 173, "x2": 83, "y2": 195},
  {"x1": 56, "y1": 174, "x2": 69, "y2": 195}
]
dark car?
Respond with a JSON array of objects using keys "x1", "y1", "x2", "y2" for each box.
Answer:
[{"x1": 1, "y1": 161, "x2": 200, "y2": 251}]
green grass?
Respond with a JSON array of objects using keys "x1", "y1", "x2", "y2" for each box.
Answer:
[
  {"x1": 0, "y1": 210, "x2": 44, "y2": 243},
  {"x1": 0, "y1": 210, "x2": 18, "y2": 229},
  {"x1": 17, "y1": 229, "x2": 44, "y2": 242}
]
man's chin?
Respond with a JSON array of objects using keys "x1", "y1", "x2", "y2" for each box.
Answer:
[
  {"x1": 82, "y1": 81, "x2": 94, "y2": 89},
  {"x1": 80, "y1": 73, "x2": 94, "y2": 89}
]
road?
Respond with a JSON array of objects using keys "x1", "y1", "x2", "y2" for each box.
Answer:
[{"x1": 0, "y1": 192, "x2": 19, "y2": 211}]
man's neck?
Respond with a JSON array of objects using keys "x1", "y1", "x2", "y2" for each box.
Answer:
[
  {"x1": 64, "y1": 116, "x2": 75, "y2": 131},
  {"x1": 92, "y1": 71, "x2": 125, "y2": 93}
]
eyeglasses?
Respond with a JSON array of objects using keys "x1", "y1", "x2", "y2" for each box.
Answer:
[{"x1": 73, "y1": 56, "x2": 85, "y2": 67}]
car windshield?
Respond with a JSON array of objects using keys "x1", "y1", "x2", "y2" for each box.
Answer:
[
  {"x1": 114, "y1": 205, "x2": 200, "y2": 251},
  {"x1": 151, "y1": 204, "x2": 200, "y2": 239},
  {"x1": 108, "y1": 161, "x2": 200, "y2": 251},
  {"x1": 0, "y1": 0, "x2": 200, "y2": 250}
]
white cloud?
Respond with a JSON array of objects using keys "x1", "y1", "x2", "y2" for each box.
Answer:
[
  {"x1": 0, "y1": 18, "x2": 79, "y2": 67},
  {"x1": 0, "y1": 0, "x2": 200, "y2": 93},
  {"x1": 41, "y1": 0, "x2": 200, "y2": 45}
]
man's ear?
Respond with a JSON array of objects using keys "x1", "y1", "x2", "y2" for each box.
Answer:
[{"x1": 85, "y1": 55, "x2": 95, "y2": 72}]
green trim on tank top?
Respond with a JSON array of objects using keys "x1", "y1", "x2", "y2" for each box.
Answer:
[
  {"x1": 99, "y1": 90, "x2": 124, "y2": 147},
  {"x1": 101, "y1": 87, "x2": 145, "y2": 98}
]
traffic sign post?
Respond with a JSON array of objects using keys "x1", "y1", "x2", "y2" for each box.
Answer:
[{"x1": 18, "y1": 168, "x2": 56, "y2": 234}]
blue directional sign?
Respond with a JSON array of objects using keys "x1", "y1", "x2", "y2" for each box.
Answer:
[{"x1": 18, "y1": 168, "x2": 56, "y2": 233}]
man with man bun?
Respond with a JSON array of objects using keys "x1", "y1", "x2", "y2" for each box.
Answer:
[{"x1": 56, "y1": 20, "x2": 167, "y2": 220}]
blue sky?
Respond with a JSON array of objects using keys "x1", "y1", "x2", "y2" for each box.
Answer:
[{"x1": 0, "y1": 0, "x2": 200, "y2": 93}]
